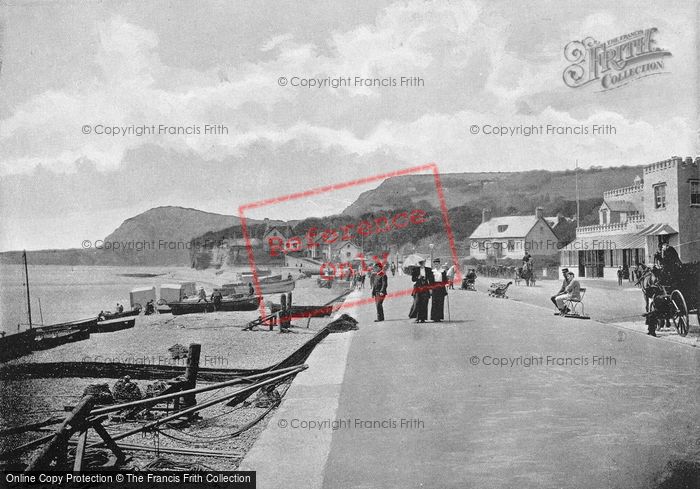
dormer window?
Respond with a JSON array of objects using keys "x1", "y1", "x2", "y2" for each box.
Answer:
[{"x1": 497, "y1": 225, "x2": 508, "y2": 233}]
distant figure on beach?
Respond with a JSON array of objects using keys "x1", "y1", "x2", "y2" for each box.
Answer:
[
  {"x1": 197, "y1": 287, "x2": 208, "y2": 302},
  {"x1": 116, "y1": 303, "x2": 124, "y2": 313},
  {"x1": 431, "y1": 259, "x2": 448, "y2": 322},
  {"x1": 248, "y1": 282, "x2": 255, "y2": 295},
  {"x1": 409, "y1": 259, "x2": 434, "y2": 323},
  {"x1": 211, "y1": 290, "x2": 223, "y2": 311},
  {"x1": 287, "y1": 273, "x2": 293, "y2": 280},
  {"x1": 390, "y1": 262, "x2": 396, "y2": 276},
  {"x1": 371, "y1": 262, "x2": 388, "y2": 322}
]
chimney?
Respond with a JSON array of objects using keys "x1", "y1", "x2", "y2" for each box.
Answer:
[
  {"x1": 535, "y1": 207, "x2": 544, "y2": 219},
  {"x1": 482, "y1": 208, "x2": 491, "y2": 223}
]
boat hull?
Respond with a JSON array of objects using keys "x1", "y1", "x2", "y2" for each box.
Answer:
[
  {"x1": 169, "y1": 298, "x2": 260, "y2": 315},
  {"x1": 0, "y1": 330, "x2": 35, "y2": 362},
  {"x1": 99, "y1": 309, "x2": 140, "y2": 321},
  {"x1": 93, "y1": 318, "x2": 136, "y2": 333},
  {"x1": 218, "y1": 278, "x2": 296, "y2": 296}
]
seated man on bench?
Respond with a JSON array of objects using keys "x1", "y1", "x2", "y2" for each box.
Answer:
[
  {"x1": 555, "y1": 272, "x2": 580, "y2": 315},
  {"x1": 550, "y1": 268, "x2": 570, "y2": 309}
]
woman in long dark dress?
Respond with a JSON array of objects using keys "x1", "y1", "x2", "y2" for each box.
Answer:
[
  {"x1": 409, "y1": 260, "x2": 434, "y2": 323},
  {"x1": 430, "y1": 260, "x2": 447, "y2": 322}
]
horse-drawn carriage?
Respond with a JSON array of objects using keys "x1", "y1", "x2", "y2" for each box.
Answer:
[{"x1": 637, "y1": 262, "x2": 699, "y2": 337}]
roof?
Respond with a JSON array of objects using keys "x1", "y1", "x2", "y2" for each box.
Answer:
[
  {"x1": 562, "y1": 233, "x2": 646, "y2": 251},
  {"x1": 637, "y1": 223, "x2": 677, "y2": 236},
  {"x1": 469, "y1": 215, "x2": 551, "y2": 239},
  {"x1": 602, "y1": 200, "x2": 639, "y2": 213},
  {"x1": 263, "y1": 226, "x2": 292, "y2": 237}
]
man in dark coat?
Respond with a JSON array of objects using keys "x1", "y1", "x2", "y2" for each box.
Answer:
[
  {"x1": 371, "y1": 262, "x2": 388, "y2": 322},
  {"x1": 211, "y1": 290, "x2": 223, "y2": 311},
  {"x1": 430, "y1": 258, "x2": 448, "y2": 322},
  {"x1": 409, "y1": 259, "x2": 434, "y2": 323}
]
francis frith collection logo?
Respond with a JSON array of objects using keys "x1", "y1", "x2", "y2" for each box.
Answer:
[{"x1": 563, "y1": 28, "x2": 672, "y2": 91}]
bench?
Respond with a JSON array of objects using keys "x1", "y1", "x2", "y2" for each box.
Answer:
[{"x1": 564, "y1": 288, "x2": 586, "y2": 316}]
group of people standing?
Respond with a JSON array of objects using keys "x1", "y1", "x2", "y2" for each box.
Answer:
[
  {"x1": 408, "y1": 258, "x2": 449, "y2": 323},
  {"x1": 369, "y1": 258, "x2": 450, "y2": 323}
]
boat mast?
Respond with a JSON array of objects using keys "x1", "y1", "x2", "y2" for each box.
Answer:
[
  {"x1": 23, "y1": 250, "x2": 33, "y2": 329},
  {"x1": 575, "y1": 160, "x2": 580, "y2": 228}
]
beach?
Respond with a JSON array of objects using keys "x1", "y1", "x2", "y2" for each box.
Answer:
[{"x1": 0, "y1": 264, "x2": 355, "y2": 469}]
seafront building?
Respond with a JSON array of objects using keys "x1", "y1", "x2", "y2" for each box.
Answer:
[
  {"x1": 560, "y1": 156, "x2": 700, "y2": 279},
  {"x1": 468, "y1": 207, "x2": 561, "y2": 261}
]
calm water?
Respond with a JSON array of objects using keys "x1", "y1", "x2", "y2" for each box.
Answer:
[{"x1": 0, "y1": 264, "x2": 187, "y2": 334}]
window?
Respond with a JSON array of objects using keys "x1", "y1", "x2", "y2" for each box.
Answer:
[
  {"x1": 601, "y1": 209, "x2": 608, "y2": 224},
  {"x1": 497, "y1": 225, "x2": 508, "y2": 232},
  {"x1": 691, "y1": 180, "x2": 700, "y2": 205},
  {"x1": 654, "y1": 183, "x2": 667, "y2": 209},
  {"x1": 478, "y1": 241, "x2": 485, "y2": 252}
]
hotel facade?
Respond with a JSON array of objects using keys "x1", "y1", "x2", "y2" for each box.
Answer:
[{"x1": 560, "y1": 156, "x2": 700, "y2": 279}]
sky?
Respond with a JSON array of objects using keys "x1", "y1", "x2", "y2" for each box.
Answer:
[{"x1": 0, "y1": 0, "x2": 697, "y2": 250}]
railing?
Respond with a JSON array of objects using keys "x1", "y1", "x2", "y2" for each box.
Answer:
[
  {"x1": 644, "y1": 157, "x2": 682, "y2": 174},
  {"x1": 603, "y1": 184, "x2": 643, "y2": 198},
  {"x1": 576, "y1": 216, "x2": 646, "y2": 235}
]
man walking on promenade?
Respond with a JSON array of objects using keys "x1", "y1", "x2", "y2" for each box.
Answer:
[
  {"x1": 372, "y1": 262, "x2": 388, "y2": 322},
  {"x1": 617, "y1": 266, "x2": 623, "y2": 286}
]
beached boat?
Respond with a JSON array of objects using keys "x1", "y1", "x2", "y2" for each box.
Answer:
[
  {"x1": 98, "y1": 309, "x2": 140, "y2": 321},
  {"x1": 217, "y1": 275, "x2": 296, "y2": 296},
  {"x1": 0, "y1": 330, "x2": 35, "y2": 362},
  {"x1": 33, "y1": 318, "x2": 95, "y2": 350},
  {"x1": 169, "y1": 296, "x2": 260, "y2": 315},
  {"x1": 92, "y1": 317, "x2": 136, "y2": 333}
]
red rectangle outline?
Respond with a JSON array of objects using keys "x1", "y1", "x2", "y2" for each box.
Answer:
[{"x1": 238, "y1": 163, "x2": 461, "y2": 321}]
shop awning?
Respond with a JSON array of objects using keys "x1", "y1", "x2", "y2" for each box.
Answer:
[
  {"x1": 561, "y1": 233, "x2": 646, "y2": 251},
  {"x1": 636, "y1": 223, "x2": 677, "y2": 236}
]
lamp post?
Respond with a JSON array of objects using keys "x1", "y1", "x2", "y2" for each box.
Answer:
[{"x1": 429, "y1": 243, "x2": 434, "y2": 264}]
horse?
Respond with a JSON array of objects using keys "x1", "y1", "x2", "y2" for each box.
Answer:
[
  {"x1": 519, "y1": 262, "x2": 534, "y2": 286},
  {"x1": 635, "y1": 265, "x2": 659, "y2": 312}
]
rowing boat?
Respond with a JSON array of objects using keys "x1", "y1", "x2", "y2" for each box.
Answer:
[
  {"x1": 217, "y1": 275, "x2": 296, "y2": 296},
  {"x1": 92, "y1": 318, "x2": 136, "y2": 333},
  {"x1": 168, "y1": 296, "x2": 260, "y2": 315}
]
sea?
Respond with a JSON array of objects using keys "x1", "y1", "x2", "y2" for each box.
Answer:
[{"x1": 0, "y1": 264, "x2": 191, "y2": 334}]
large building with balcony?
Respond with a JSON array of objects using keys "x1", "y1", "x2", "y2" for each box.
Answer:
[{"x1": 560, "y1": 156, "x2": 700, "y2": 279}]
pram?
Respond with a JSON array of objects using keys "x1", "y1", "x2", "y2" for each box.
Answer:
[
  {"x1": 461, "y1": 276, "x2": 476, "y2": 291},
  {"x1": 488, "y1": 281, "x2": 512, "y2": 299}
]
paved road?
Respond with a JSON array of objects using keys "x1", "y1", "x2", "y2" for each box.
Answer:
[{"x1": 321, "y1": 275, "x2": 700, "y2": 488}]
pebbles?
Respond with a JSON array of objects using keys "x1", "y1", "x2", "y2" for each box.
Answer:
[{"x1": 0, "y1": 279, "x2": 352, "y2": 469}]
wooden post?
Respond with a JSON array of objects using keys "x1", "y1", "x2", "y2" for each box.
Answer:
[
  {"x1": 25, "y1": 395, "x2": 94, "y2": 471},
  {"x1": 182, "y1": 343, "x2": 201, "y2": 408},
  {"x1": 279, "y1": 294, "x2": 287, "y2": 331},
  {"x1": 73, "y1": 430, "x2": 88, "y2": 471}
]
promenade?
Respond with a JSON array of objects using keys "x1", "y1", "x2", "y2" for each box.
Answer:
[{"x1": 242, "y1": 275, "x2": 700, "y2": 488}]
